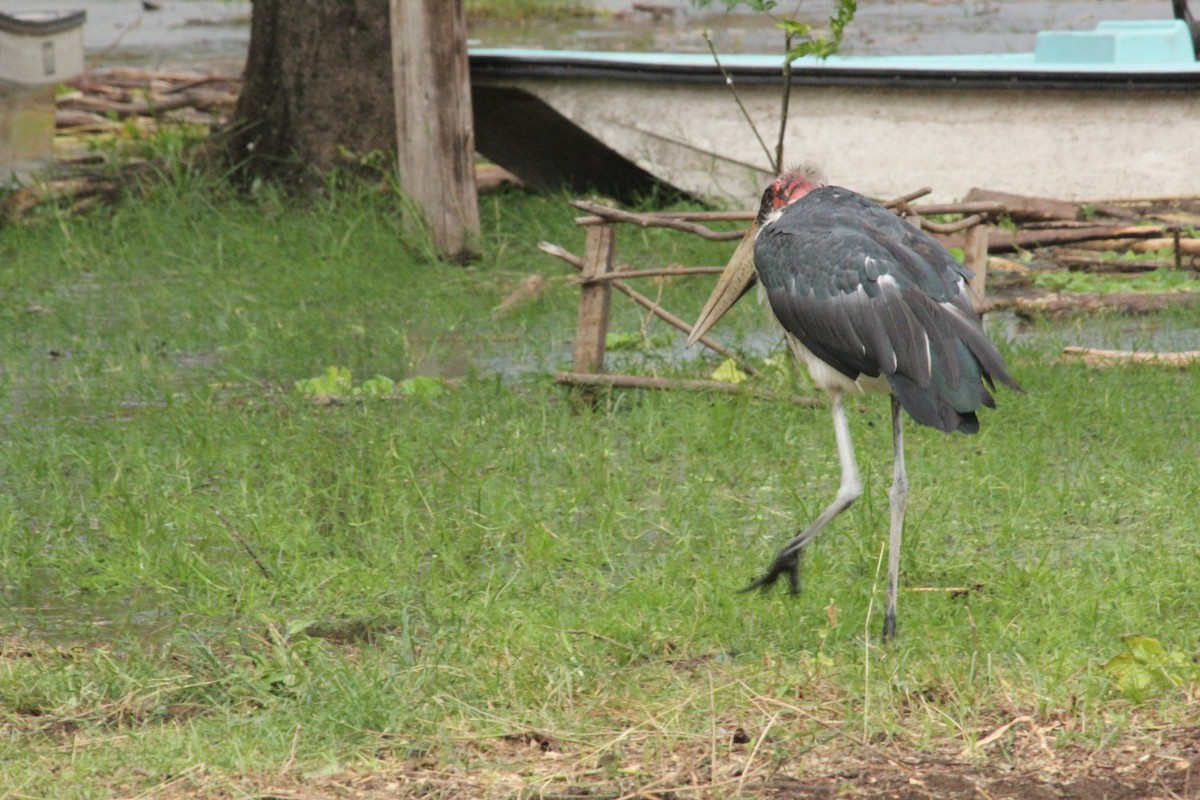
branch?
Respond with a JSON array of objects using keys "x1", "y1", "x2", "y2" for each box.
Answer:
[
  {"x1": 538, "y1": 241, "x2": 762, "y2": 377},
  {"x1": 568, "y1": 266, "x2": 725, "y2": 283},
  {"x1": 568, "y1": 200, "x2": 746, "y2": 241},
  {"x1": 704, "y1": 29, "x2": 776, "y2": 173},
  {"x1": 1060, "y1": 346, "x2": 1200, "y2": 367}
]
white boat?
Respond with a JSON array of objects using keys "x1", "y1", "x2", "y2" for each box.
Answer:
[{"x1": 469, "y1": 18, "x2": 1200, "y2": 205}]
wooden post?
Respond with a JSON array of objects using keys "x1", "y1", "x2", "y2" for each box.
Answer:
[
  {"x1": 964, "y1": 222, "x2": 990, "y2": 312},
  {"x1": 390, "y1": 0, "x2": 481, "y2": 262},
  {"x1": 572, "y1": 226, "x2": 617, "y2": 375}
]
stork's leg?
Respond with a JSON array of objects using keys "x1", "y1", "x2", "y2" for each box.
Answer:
[
  {"x1": 883, "y1": 395, "x2": 908, "y2": 641},
  {"x1": 745, "y1": 393, "x2": 862, "y2": 593}
]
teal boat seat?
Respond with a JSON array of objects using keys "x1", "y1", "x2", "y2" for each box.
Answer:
[{"x1": 1035, "y1": 20, "x2": 1197, "y2": 65}]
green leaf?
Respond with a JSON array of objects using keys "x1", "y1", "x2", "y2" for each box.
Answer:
[
  {"x1": 294, "y1": 365, "x2": 353, "y2": 398},
  {"x1": 1123, "y1": 634, "x2": 1168, "y2": 663},
  {"x1": 710, "y1": 359, "x2": 748, "y2": 384},
  {"x1": 1101, "y1": 634, "x2": 1197, "y2": 702},
  {"x1": 1103, "y1": 651, "x2": 1156, "y2": 700},
  {"x1": 398, "y1": 376, "x2": 446, "y2": 399},
  {"x1": 286, "y1": 618, "x2": 317, "y2": 638},
  {"x1": 358, "y1": 375, "x2": 396, "y2": 398},
  {"x1": 778, "y1": 20, "x2": 813, "y2": 37}
]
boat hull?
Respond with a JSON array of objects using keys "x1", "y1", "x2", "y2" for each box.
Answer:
[{"x1": 470, "y1": 35, "x2": 1200, "y2": 204}]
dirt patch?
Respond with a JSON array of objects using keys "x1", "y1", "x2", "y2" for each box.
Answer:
[{"x1": 142, "y1": 722, "x2": 1199, "y2": 799}]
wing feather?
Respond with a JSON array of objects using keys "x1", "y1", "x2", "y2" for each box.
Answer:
[{"x1": 754, "y1": 186, "x2": 1021, "y2": 433}]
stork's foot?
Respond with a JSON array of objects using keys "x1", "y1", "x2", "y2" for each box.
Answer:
[{"x1": 741, "y1": 546, "x2": 805, "y2": 595}]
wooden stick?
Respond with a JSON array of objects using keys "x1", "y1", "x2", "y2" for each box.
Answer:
[
  {"x1": 882, "y1": 187, "x2": 933, "y2": 208},
  {"x1": 569, "y1": 266, "x2": 725, "y2": 283},
  {"x1": 573, "y1": 197, "x2": 1004, "y2": 237},
  {"x1": 574, "y1": 210, "x2": 755, "y2": 226},
  {"x1": 1056, "y1": 252, "x2": 1178, "y2": 273},
  {"x1": 539, "y1": 242, "x2": 761, "y2": 377},
  {"x1": 92, "y1": 67, "x2": 232, "y2": 83},
  {"x1": 910, "y1": 200, "x2": 1006, "y2": 217},
  {"x1": 1071, "y1": 237, "x2": 1200, "y2": 255},
  {"x1": 963, "y1": 188, "x2": 1080, "y2": 222},
  {"x1": 1060, "y1": 346, "x2": 1200, "y2": 367},
  {"x1": 963, "y1": 222, "x2": 990, "y2": 311},
  {"x1": 572, "y1": 227, "x2": 616, "y2": 375},
  {"x1": 570, "y1": 200, "x2": 746, "y2": 241},
  {"x1": 920, "y1": 213, "x2": 986, "y2": 235},
  {"x1": 555, "y1": 372, "x2": 820, "y2": 407},
  {"x1": 946, "y1": 224, "x2": 1175, "y2": 253},
  {"x1": 1013, "y1": 291, "x2": 1200, "y2": 318}
]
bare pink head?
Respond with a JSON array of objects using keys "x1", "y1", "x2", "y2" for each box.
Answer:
[{"x1": 756, "y1": 167, "x2": 825, "y2": 224}]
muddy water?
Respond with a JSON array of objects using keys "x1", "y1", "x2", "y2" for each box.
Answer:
[
  {"x1": 475, "y1": 0, "x2": 1176, "y2": 57},
  {"x1": 1, "y1": 0, "x2": 1180, "y2": 70},
  {"x1": 3, "y1": 0, "x2": 251, "y2": 70}
]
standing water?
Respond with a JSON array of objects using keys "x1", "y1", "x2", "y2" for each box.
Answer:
[{"x1": 0, "y1": 0, "x2": 1182, "y2": 69}]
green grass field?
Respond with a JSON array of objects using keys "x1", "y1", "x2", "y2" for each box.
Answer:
[{"x1": 0, "y1": 178, "x2": 1197, "y2": 798}]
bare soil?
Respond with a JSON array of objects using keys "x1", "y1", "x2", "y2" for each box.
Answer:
[{"x1": 140, "y1": 722, "x2": 1200, "y2": 799}]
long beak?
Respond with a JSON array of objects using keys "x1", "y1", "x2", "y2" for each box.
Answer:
[{"x1": 686, "y1": 225, "x2": 759, "y2": 347}]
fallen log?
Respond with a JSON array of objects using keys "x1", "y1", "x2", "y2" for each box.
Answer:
[
  {"x1": 1118, "y1": 236, "x2": 1200, "y2": 255},
  {"x1": 58, "y1": 88, "x2": 238, "y2": 118},
  {"x1": 1151, "y1": 211, "x2": 1200, "y2": 227},
  {"x1": 945, "y1": 224, "x2": 1175, "y2": 253},
  {"x1": 1056, "y1": 251, "x2": 1180, "y2": 273},
  {"x1": 1012, "y1": 290, "x2": 1200, "y2": 318},
  {"x1": 964, "y1": 188, "x2": 1080, "y2": 222},
  {"x1": 56, "y1": 109, "x2": 121, "y2": 130},
  {"x1": 91, "y1": 67, "x2": 234, "y2": 84},
  {"x1": 1060, "y1": 346, "x2": 1200, "y2": 367}
]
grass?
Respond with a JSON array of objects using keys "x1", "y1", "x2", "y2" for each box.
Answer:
[{"x1": 0, "y1": 175, "x2": 1198, "y2": 797}]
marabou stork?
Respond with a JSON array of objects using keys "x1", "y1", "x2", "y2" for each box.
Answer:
[{"x1": 687, "y1": 169, "x2": 1022, "y2": 641}]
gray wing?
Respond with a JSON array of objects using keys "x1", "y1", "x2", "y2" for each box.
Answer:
[{"x1": 755, "y1": 187, "x2": 1021, "y2": 433}]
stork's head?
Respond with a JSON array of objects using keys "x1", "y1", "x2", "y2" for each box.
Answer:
[
  {"x1": 686, "y1": 169, "x2": 824, "y2": 347},
  {"x1": 756, "y1": 169, "x2": 822, "y2": 226}
]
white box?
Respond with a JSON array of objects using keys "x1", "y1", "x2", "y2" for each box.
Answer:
[{"x1": 0, "y1": 10, "x2": 86, "y2": 85}]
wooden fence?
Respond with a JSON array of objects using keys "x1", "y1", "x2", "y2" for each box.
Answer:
[{"x1": 538, "y1": 188, "x2": 1003, "y2": 403}]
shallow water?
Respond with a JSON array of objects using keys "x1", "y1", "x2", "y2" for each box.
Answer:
[
  {"x1": 3, "y1": 0, "x2": 251, "y2": 71},
  {"x1": 473, "y1": 0, "x2": 1177, "y2": 57},
  {"x1": 4, "y1": 578, "x2": 175, "y2": 644},
  {"x1": 1, "y1": 0, "x2": 1180, "y2": 70}
]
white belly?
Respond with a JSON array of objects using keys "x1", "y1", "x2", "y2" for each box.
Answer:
[
  {"x1": 786, "y1": 333, "x2": 892, "y2": 396},
  {"x1": 757, "y1": 284, "x2": 891, "y2": 397}
]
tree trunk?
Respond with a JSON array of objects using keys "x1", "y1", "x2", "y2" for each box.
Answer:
[
  {"x1": 225, "y1": 0, "x2": 481, "y2": 260},
  {"x1": 226, "y1": 0, "x2": 395, "y2": 188},
  {"x1": 390, "y1": 0, "x2": 481, "y2": 261}
]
